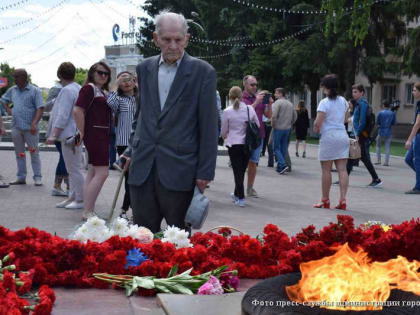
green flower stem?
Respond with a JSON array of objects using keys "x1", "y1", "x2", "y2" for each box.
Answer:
[
  {"x1": 2, "y1": 254, "x2": 11, "y2": 263},
  {"x1": 1, "y1": 264, "x2": 16, "y2": 272}
]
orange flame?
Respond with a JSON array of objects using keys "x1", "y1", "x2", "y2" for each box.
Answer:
[{"x1": 286, "y1": 243, "x2": 420, "y2": 311}]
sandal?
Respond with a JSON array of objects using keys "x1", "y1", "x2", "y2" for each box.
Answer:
[
  {"x1": 313, "y1": 198, "x2": 330, "y2": 209},
  {"x1": 334, "y1": 199, "x2": 347, "y2": 210}
]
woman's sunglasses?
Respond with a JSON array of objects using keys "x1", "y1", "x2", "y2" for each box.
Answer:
[{"x1": 96, "y1": 70, "x2": 110, "y2": 77}]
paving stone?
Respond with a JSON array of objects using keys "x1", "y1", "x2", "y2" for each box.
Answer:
[
  {"x1": 0, "y1": 144, "x2": 419, "y2": 314},
  {"x1": 157, "y1": 292, "x2": 246, "y2": 315}
]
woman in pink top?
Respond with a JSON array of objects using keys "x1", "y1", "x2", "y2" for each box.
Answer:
[{"x1": 221, "y1": 86, "x2": 259, "y2": 207}]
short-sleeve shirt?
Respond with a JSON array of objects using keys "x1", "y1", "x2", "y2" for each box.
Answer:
[
  {"x1": 241, "y1": 92, "x2": 266, "y2": 138},
  {"x1": 317, "y1": 96, "x2": 348, "y2": 135},
  {"x1": 75, "y1": 84, "x2": 111, "y2": 142},
  {"x1": 0, "y1": 84, "x2": 44, "y2": 130}
]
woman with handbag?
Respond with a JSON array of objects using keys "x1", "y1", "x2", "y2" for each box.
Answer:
[
  {"x1": 221, "y1": 86, "x2": 259, "y2": 207},
  {"x1": 313, "y1": 74, "x2": 349, "y2": 210},
  {"x1": 46, "y1": 62, "x2": 84, "y2": 210},
  {"x1": 74, "y1": 61, "x2": 112, "y2": 220},
  {"x1": 107, "y1": 71, "x2": 138, "y2": 216}
]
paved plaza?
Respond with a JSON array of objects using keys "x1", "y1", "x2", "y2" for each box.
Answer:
[{"x1": 0, "y1": 144, "x2": 419, "y2": 314}]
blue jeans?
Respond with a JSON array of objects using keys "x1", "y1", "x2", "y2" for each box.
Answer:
[
  {"x1": 273, "y1": 129, "x2": 290, "y2": 171},
  {"x1": 405, "y1": 133, "x2": 420, "y2": 190},
  {"x1": 376, "y1": 135, "x2": 392, "y2": 164}
]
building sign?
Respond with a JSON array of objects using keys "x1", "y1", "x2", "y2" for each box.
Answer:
[
  {"x1": 112, "y1": 24, "x2": 120, "y2": 42},
  {"x1": 0, "y1": 77, "x2": 7, "y2": 88},
  {"x1": 121, "y1": 31, "x2": 141, "y2": 41}
]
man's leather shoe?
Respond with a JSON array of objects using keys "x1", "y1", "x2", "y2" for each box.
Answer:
[
  {"x1": 0, "y1": 181, "x2": 9, "y2": 188},
  {"x1": 9, "y1": 180, "x2": 26, "y2": 185},
  {"x1": 405, "y1": 188, "x2": 420, "y2": 194}
]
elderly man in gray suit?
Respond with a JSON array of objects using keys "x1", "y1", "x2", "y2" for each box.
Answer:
[{"x1": 122, "y1": 10, "x2": 218, "y2": 233}]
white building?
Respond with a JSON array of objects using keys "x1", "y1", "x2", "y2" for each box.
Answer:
[{"x1": 103, "y1": 44, "x2": 143, "y2": 82}]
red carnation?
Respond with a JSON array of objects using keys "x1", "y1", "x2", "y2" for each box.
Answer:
[
  {"x1": 217, "y1": 227, "x2": 232, "y2": 237},
  {"x1": 3, "y1": 270, "x2": 16, "y2": 293},
  {"x1": 138, "y1": 260, "x2": 158, "y2": 276},
  {"x1": 38, "y1": 285, "x2": 56, "y2": 304},
  {"x1": 263, "y1": 224, "x2": 279, "y2": 234}
]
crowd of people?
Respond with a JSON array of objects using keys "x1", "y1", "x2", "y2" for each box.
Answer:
[{"x1": 0, "y1": 11, "x2": 419, "y2": 231}]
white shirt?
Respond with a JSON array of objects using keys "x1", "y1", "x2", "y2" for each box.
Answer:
[{"x1": 317, "y1": 96, "x2": 348, "y2": 135}]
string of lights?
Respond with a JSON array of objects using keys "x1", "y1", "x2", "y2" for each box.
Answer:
[
  {"x1": 192, "y1": 26, "x2": 312, "y2": 48},
  {"x1": 190, "y1": 35, "x2": 251, "y2": 44},
  {"x1": 0, "y1": 0, "x2": 70, "y2": 31},
  {"x1": 231, "y1": 0, "x2": 394, "y2": 15},
  {"x1": 123, "y1": 0, "x2": 142, "y2": 10},
  {"x1": 0, "y1": 5, "x2": 65, "y2": 45},
  {"x1": 6, "y1": 13, "x2": 77, "y2": 63},
  {"x1": 0, "y1": 0, "x2": 31, "y2": 12},
  {"x1": 93, "y1": 0, "x2": 128, "y2": 19},
  {"x1": 196, "y1": 51, "x2": 234, "y2": 60},
  {"x1": 22, "y1": 46, "x2": 66, "y2": 66}
]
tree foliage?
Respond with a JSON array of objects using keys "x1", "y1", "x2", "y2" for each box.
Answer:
[
  {"x1": 75, "y1": 68, "x2": 88, "y2": 86},
  {"x1": 138, "y1": 0, "x2": 420, "y2": 110}
]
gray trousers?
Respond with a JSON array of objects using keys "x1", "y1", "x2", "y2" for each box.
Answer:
[
  {"x1": 129, "y1": 163, "x2": 194, "y2": 233},
  {"x1": 376, "y1": 135, "x2": 392, "y2": 164},
  {"x1": 61, "y1": 140, "x2": 84, "y2": 202},
  {"x1": 11, "y1": 128, "x2": 41, "y2": 180}
]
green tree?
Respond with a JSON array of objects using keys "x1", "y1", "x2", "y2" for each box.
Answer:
[
  {"x1": 0, "y1": 63, "x2": 16, "y2": 96},
  {"x1": 75, "y1": 68, "x2": 88, "y2": 86}
]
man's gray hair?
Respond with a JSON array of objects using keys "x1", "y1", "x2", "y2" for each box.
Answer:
[
  {"x1": 243, "y1": 75, "x2": 256, "y2": 85},
  {"x1": 155, "y1": 10, "x2": 189, "y2": 36}
]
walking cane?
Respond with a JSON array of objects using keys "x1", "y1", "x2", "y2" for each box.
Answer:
[{"x1": 106, "y1": 167, "x2": 127, "y2": 223}]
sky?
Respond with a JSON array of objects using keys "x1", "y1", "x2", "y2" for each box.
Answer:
[{"x1": 0, "y1": 0, "x2": 147, "y2": 87}]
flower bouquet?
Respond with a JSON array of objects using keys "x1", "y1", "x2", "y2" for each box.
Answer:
[
  {"x1": 93, "y1": 264, "x2": 238, "y2": 296},
  {"x1": 0, "y1": 253, "x2": 56, "y2": 314}
]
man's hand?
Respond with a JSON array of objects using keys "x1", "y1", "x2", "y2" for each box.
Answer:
[
  {"x1": 30, "y1": 123, "x2": 37, "y2": 135},
  {"x1": 120, "y1": 155, "x2": 131, "y2": 171},
  {"x1": 45, "y1": 136, "x2": 56, "y2": 145},
  {"x1": 255, "y1": 92, "x2": 264, "y2": 104},
  {"x1": 196, "y1": 179, "x2": 210, "y2": 193},
  {"x1": 405, "y1": 140, "x2": 412, "y2": 150},
  {"x1": 5, "y1": 107, "x2": 12, "y2": 116}
]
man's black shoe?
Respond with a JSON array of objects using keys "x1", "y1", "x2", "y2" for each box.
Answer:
[
  {"x1": 9, "y1": 180, "x2": 26, "y2": 185},
  {"x1": 405, "y1": 188, "x2": 420, "y2": 194}
]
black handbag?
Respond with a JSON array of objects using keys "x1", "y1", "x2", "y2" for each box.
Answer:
[{"x1": 244, "y1": 106, "x2": 261, "y2": 153}]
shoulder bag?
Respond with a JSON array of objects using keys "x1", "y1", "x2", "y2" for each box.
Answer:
[
  {"x1": 244, "y1": 106, "x2": 261, "y2": 153},
  {"x1": 349, "y1": 138, "x2": 361, "y2": 159}
]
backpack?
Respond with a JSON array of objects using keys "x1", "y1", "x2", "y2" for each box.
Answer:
[{"x1": 362, "y1": 106, "x2": 376, "y2": 139}]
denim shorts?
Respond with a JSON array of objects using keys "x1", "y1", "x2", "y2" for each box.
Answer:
[{"x1": 249, "y1": 141, "x2": 264, "y2": 164}]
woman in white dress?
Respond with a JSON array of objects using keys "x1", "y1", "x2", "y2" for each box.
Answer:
[{"x1": 313, "y1": 74, "x2": 349, "y2": 210}]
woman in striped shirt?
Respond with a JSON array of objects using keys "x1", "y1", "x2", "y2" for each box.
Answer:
[{"x1": 107, "y1": 71, "x2": 138, "y2": 214}]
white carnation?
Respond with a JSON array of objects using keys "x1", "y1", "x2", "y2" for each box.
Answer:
[
  {"x1": 126, "y1": 224, "x2": 140, "y2": 238},
  {"x1": 175, "y1": 238, "x2": 192, "y2": 249},
  {"x1": 110, "y1": 217, "x2": 129, "y2": 237},
  {"x1": 163, "y1": 225, "x2": 181, "y2": 240},
  {"x1": 85, "y1": 216, "x2": 107, "y2": 232}
]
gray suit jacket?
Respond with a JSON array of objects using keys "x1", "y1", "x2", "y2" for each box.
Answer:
[{"x1": 126, "y1": 53, "x2": 218, "y2": 191}]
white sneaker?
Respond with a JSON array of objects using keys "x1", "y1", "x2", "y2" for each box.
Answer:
[
  {"x1": 51, "y1": 188, "x2": 68, "y2": 197},
  {"x1": 65, "y1": 201, "x2": 84, "y2": 209},
  {"x1": 56, "y1": 199, "x2": 74, "y2": 208},
  {"x1": 34, "y1": 178, "x2": 43, "y2": 186}
]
